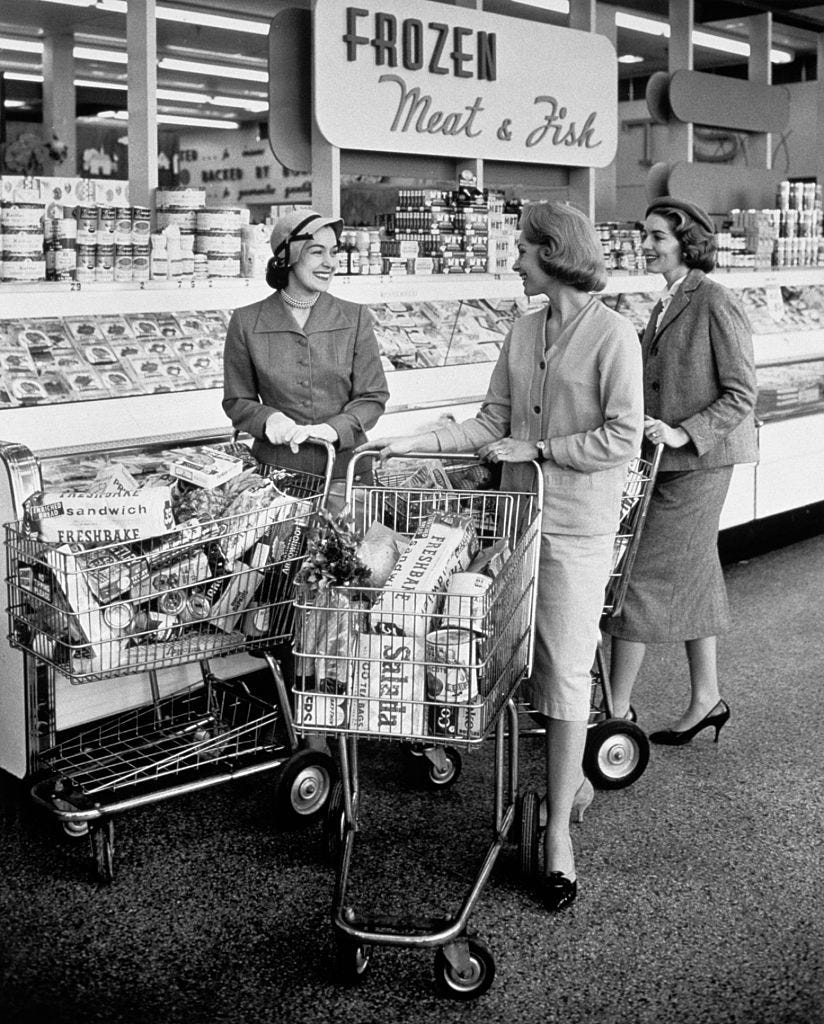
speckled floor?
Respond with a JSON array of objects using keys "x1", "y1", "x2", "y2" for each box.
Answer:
[{"x1": 1, "y1": 533, "x2": 823, "y2": 1024}]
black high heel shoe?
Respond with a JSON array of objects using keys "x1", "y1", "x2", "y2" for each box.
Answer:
[
  {"x1": 540, "y1": 872, "x2": 577, "y2": 912},
  {"x1": 649, "y1": 700, "x2": 730, "y2": 746}
]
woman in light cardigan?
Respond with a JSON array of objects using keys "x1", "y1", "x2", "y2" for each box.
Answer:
[{"x1": 363, "y1": 201, "x2": 643, "y2": 911}]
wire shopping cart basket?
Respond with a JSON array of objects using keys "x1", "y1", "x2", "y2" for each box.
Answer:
[
  {"x1": 292, "y1": 451, "x2": 543, "y2": 999},
  {"x1": 5, "y1": 441, "x2": 336, "y2": 882}
]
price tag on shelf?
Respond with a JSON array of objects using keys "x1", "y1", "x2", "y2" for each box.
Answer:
[{"x1": 766, "y1": 284, "x2": 785, "y2": 323}]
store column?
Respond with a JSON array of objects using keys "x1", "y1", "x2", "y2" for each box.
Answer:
[
  {"x1": 818, "y1": 34, "x2": 824, "y2": 189},
  {"x1": 41, "y1": 33, "x2": 76, "y2": 176},
  {"x1": 567, "y1": 0, "x2": 601, "y2": 219},
  {"x1": 668, "y1": 0, "x2": 694, "y2": 163},
  {"x1": 748, "y1": 13, "x2": 773, "y2": 169},
  {"x1": 127, "y1": 0, "x2": 158, "y2": 211}
]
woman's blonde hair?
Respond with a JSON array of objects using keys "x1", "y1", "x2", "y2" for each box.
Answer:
[{"x1": 519, "y1": 201, "x2": 607, "y2": 292}]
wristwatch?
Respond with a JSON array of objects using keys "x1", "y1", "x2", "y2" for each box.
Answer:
[{"x1": 536, "y1": 440, "x2": 547, "y2": 460}]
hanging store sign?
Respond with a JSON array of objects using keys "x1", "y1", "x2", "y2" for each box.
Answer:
[{"x1": 312, "y1": 0, "x2": 617, "y2": 167}]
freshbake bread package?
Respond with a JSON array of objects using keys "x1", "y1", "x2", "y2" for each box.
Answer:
[{"x1": 368, "y1": 512, "x2": 478, "y2": 636}]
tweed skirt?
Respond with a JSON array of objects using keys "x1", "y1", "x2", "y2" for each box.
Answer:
[
  {"x1": 521, "y1": 531, "x2": 616, "y2": 722},
  {"x1": 602, "y1": 467, "x2": 733, "y2": 643}
]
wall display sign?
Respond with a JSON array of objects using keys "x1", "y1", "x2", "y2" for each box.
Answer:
[{"x1": 313, "y1": 0, "x2": 617, "y2": 167}]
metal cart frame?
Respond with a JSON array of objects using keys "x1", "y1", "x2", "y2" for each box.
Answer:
[
  {"x1": 292, "y1": 451, "x2": 544, "y2": 999},
  {"x1": 5, "y1": 438, "x2": 335, "y2": 882}
]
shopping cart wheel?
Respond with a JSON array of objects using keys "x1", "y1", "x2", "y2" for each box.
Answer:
[
  {"x1": 334, "y1": 935, "x2": 372, "y2": 985},
  {"x1": 62, "y1": 819, "x2": 90, "y2": 839},
  {"x1": 420, "y1": 746, "x2": 462, "y2": 790},
  {"x1": 584, "y1": 719, "x2": 650, "y2": 790},
  {"x1": 517, "y1": 789, "x2": 541, "y2": 878},
  {"x1": 274, "y1": 748, "x2": 335, "y2": 828},
  {"x1": 88, "y1": 819, "x2": 115, "y2": 884},
  {"x1": 323, "y1": 780, "x2": 346, "y2": 864},
  {"x1": 433, "y1": 938, "x2": 495, "y2": 1000}
]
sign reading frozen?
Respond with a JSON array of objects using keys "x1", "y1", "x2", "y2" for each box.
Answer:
[{"x1": 312, "y1": 0, "x2": 617, "y2": 167}]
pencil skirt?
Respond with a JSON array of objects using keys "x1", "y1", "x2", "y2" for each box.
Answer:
[
  {"x1": 522, "y1": 531, "x2": 616, "y2": 723},
  {"x1": 602, "y1": 466, "x2": 733, "y2": 643}
]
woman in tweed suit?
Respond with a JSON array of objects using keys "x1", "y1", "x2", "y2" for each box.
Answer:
[
  {"x1": 364, "y1": 202, "x2": 644, "y2": 912},
  {"x1": 603, "y1": 196, "x2": 758, "y2": 746}
]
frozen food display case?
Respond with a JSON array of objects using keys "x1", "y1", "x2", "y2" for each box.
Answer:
[{"x1": 1, "y1": 267, "x2": 823, "y2": 781}]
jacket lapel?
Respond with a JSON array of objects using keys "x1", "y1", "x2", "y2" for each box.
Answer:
[{"x1": 649, "y1": 269, "x2": 704, "y2": 349}]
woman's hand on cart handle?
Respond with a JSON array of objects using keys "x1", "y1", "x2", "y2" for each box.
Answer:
[
  {"x1": 265, "y1": 411, "x2": 299, "y2": 447},
  {"x1": 477, "y1": 437, "x2": 536, "y2": 463},
  {"x1": 643, "y1": 416, "x2": 689, "y2": 449},
  {"x1": 288, "y1": 422, "x2": 339, "y2": 447},
  {"x1": 355, "y1": 433, "x2": 438, "y2": 462}
]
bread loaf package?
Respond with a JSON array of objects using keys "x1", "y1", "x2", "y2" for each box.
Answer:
[{"x1": 368, "y1": 512, "x2": 477, "y2": 637}]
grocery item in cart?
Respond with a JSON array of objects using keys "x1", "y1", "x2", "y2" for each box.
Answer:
[
  {"x1": 351, "y1": 630, "x2": 426, "y2": 736},
  {"x1": 369, "y1": 511, "x2": 478, "y2": 636},
  {"x1": 24, "y1": 483, "x2": 174, "y2": 546},
  {"x1": 165, "y1": 445, "x2": 245, "y2": 489},
  {"x1": 425, "y1": 626, "x2": 480, "y2": 702}
]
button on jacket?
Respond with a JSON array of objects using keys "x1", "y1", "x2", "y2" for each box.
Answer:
[
  {"x1": 642, "y1": 268, "x2": 758, "y2": 470},
  {"x1": 222, "y1": 291, "x2": 389, "y2": 478}
]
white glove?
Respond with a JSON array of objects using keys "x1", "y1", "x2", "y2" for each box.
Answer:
[
  {"x1": 287, "y1": 423, "x2": 338, "y2": 447},
  {"x1": 264, "y1": 411, "x2": 298, "y2": 446}
]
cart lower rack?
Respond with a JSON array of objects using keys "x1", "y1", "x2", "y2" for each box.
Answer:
[
  {"x1": 6, "y1": 441, "x2": 336, "y2": 882},
  {"x1": 293, "y1": 452, "x2": 543, "y2": 999}
]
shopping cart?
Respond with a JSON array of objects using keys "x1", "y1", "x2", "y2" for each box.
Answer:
[
  {"x1": 292, "y1": 451, "x2": 543, "y2": 999},
  {"x1": 5, "y1": 440, "x2": 336, "y2": 882},
  {"x1": 581, "y1": 441, "x2": 664, "y2": 789}
]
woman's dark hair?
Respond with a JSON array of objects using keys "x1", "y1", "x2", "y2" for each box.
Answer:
[
  {"x1": 519, "y1": 201, "x2": 607, "y2": 292},
  {"x1": 265, "y1": 256, "x2": 290, "y2": 291},
  {"x1": 648, "y1": 204, "x2": 717, "y2": 272}
]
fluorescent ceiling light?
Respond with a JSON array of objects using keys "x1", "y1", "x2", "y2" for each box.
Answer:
[
  {"x1": 158, "y1": 57, "x2": 268, "y2": 82},
  {"x1": 0, "y1": 38, "x2": 44, "y2": 54},
  {"x1": 36, "y1": 0, "x2": 269, "y2": 34},
  {"x1": 73, "y1": 45, "x2": 129, "y2": 63},
  {"x1": 75, "y1": 76, "x2": 127, "y2": 90},
  {"x1": 37, "y1": 0, "x2": 96, "y2": 7},
  {"x1": 156, "y1": 6, "x2": 269, "y2": 35},
  {"x1": 510, "y1": 0, "x2": 569, "y2": 11},
  {"x1": 615, "y1": 11, "x2": 793, "y2": 64},
  {"x1": 3, "y1": 71, "x2": 44, "y2": 82},
  {"x1": 618, "y1": 54, "x2": 644, "y2": 65},
  {"x1": 157, "y1": 87, "x2": 268, "y2": 112},
  {"x1": 98, "y1": 109, "x2": 240, "y2": 130},
  {"x1": 4, "y1": 99, "x2": 27, "y2": 107},
  {"x1": 159, "y1": 113, "x2": 240, "y2": 129}
]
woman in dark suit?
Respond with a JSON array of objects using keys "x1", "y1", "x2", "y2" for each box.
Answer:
[
  {"x1": 222, "y1": 208, "x2": 389, "y2": 497},
  {"x1": 603, "y1": 196, "x2": 758, "y2": 745}
]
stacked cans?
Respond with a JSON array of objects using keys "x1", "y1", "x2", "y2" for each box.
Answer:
[
  {"x1": 44, "y1": 205, "x2": 77, "y2": 281},
  {"x1": 195, "y1": 207, "x2": 243, "y2": 278},
  {"x1": 74, "y1": 204, "x2": 98, "y2": 282},
  {"x1": 1, "y1": 201, "x2": 46, "y2": 282}
]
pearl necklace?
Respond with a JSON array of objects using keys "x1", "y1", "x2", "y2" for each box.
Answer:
[{"x1": 281, "y1": 290, "x2": 320, "y2": 309}]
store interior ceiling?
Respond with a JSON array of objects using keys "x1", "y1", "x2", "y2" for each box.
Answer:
[{"x1": 2, "y1": 1, "x2": 824, "y2": 132}]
